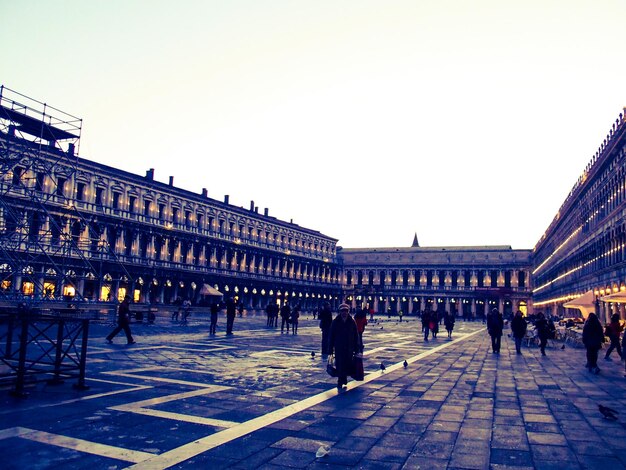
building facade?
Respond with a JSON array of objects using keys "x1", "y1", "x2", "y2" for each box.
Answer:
[
  {"x1": 3, "y1": 87, "x2": 625, "y2": 321},
  {"x1": 0, "y1": 88, "x2": 341, "y2": 310},
  {"x1": 532, "y1": 109, "x2": 626, "y2": 322},
  {"x1": 339, "y1": 242, "x2": 532, "y2": 318}
]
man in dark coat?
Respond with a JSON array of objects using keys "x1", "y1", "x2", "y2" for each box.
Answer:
[
  {"x1": 329, "y1": 303, "x2": 359, "y2": 391},
  {"x1": 583, "y1": 312, "x2": 605, "y2": 374},
  {"x1": 106, "y1": 295, "x2": 136, "y2": 345},
  {"x1": 225, "y1": 297, "x2": 236, "y2": 335},
  {"x1": 510, "y1": 310, "x2": 527, "y2": 354},
  {"x1": 487, "y1": 308, "x2": 504, "y2": 354},
  {"x1": 209, "y1": 301, "x2": 220, "y2": 335},
  {"x1": 319, "y1": 301, "x2": 333, "y2": 356},
  {"x1": 280, "y1": 302, "x2": 291, "y2": 334},
  {"x1": 421, "y1": 310, "x2": 431, "y2": 342}
]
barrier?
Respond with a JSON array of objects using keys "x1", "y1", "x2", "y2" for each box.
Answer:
[{"x1": 0, "y1": 312, "x2": 89, "y2": 397}]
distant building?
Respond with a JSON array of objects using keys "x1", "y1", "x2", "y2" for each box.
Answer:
[
  {"x1": 0, "y1": 87, "x2": 341, "y2": 309},
  {"x1": 339, "y1": 244, "x2": 532, "y2": 319},
  {"x1": 532, "y1": 109, "x2": 626, "y2": 322},
  {"x1": 2, "y1": 87, "x2": 625, "y2": 319}
]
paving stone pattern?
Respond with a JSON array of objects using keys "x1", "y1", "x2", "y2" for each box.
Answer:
[{"x1": 1, "y1": 312, "x2": 626, "y2": 469}]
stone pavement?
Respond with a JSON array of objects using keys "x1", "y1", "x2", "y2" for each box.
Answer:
[{"x1": 2, "y1": 312, "x2": 626, "y2": 469}]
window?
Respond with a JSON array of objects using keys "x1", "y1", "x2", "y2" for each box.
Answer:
[
  {"x1": 112, "y1": 192, "x2": 121, "y2": 209},
  {"x1": 185, "y1": 211, "x2": 191, "y2": 227},
  {"x1": 144, "y1": 200, "x2": 151, "y2": 216},
  {"x1": 12, "y1": 167, "x2": 24, "y2": 186},
  {"x1": 95, "y1": 187, "x2": 105, "y2": 205},
  {"x1": 158, "y1": 204, "x2": 165, "y2": 219},
  {"x1": 56, "y1": 177, "x2": 66, "y2": 196},
  {"x1": 197, "y1": 214, "x2": 203, "y2": 229},
  {"x1": 35, "y1": 173, "x2": 45, "y2": 191},
  {"x1": 172, "y1": 207, "x2": 179, "y2": 224},
  {"x1": 128, "y1": 196, "x2": 136, "y2": 213},
  {"x1": 76, "y1": 182, "x2": 86, "y2": 201}
]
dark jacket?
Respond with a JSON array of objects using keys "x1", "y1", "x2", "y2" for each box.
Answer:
[
  {"x1": 582, "y1": 313, "x2": 605, "y2": 350},
  {"x1": 280, "y1": 304, "x2": 291, "y2": 319},
  {"x1": 510, "y1": 314, "x2": 527, "y2": 339},
  {"x1": 487, "y1": 311, "x2": 504, "y2": 337},
  {"x1": 329, "y1": 314, "x2": 359, "y2": 378},
  {"x1": 118, "y1": 299, "x2": 131, "y2": 324},
  {"x1": 319, "y1": 305, "x2": 333, "y2": 329},
  {"x1": 444, "y1": 312, "x2": 455, "y2": 330}
]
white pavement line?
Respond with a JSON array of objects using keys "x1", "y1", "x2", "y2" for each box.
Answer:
[
  {"x1": 172, "y1": 343, "x2": 235, "y2": 351},
  {"x1": 113, "y1": 386, "x2": 232, "y2": 408},
  {"x1": 89, "y1": 345, "x2": 169, "y2": 355},
  {"x1": 103, "y1": 366, "x2": 229, "y2": 378},
  {"x1": 110, "y1": 407, "x2": 240, "y2": 428},
  {"x1": 0, "y1": 383, "x2": 153, "y2": 415},
  {"x1": 108, "y1": 386, "x2": 237, "y2": 427},
  {"x1": 127, "y1": 328, "x2": 484, "y2": 470},
  {"x1": 0, "y1": 427, "x2": 156, "y2": 463},
  {"x1": 102, "y1": 373, "x2": 220, "y2": 388}
]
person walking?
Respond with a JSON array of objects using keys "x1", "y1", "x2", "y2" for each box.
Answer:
[
  {"x1": 225, "y1": 297, "x2": 236, "y2": 335},
  {"x1": 106, "y1": 295, "x2": 136, "y2": 345},
  {"x1": 181, "y1": 298, "x2": 192, "y2": 324},
  {"x1": 329, "y1": 303, "x2": 359, "y2": 392},
  {"x1": 354, "y1": 307, "x2": 368, "y2": 352},
  {"x1": 444, "y1": 311, "x2": 455, "y2": 339},
  {"x1": 604, "y1": 313, "x2": 623, "y2": 361},
  {"x1": 319, "y1": 301, "x2": 333, "y2": 356},
  {"x1": 534, "y1": 312, "x2": 550, "y2": 356},
  {"x1": 430, "y1": 310, "x2": 439, "y2": 339},
  {"x1": 280, "y1": 302, "x2": 291, "y2": 334},
  {"x1": 583, "y1": 312, "x2": 605, "y2": 374},
  {"x1": 172, "y1": 296, "x2": 182, "y2": 322},
  {"x1": 265, "y1": 301, "x2": 275, "y2": 327},
  {"x1": 290, "y1": 303, "x2": 301, "y2": 334},
  {"x1": 510, "y1": 310, "x2": 527, "y2": 354},
  {"x1": 209, "y1": 301, "x2": 220, "y2": 335},
  {"x1": 487, "y1": 308, "x2": 504, "y2": 354},
  {"x1": 422, "y1": 310, "x2": 431, "y2": 341}
]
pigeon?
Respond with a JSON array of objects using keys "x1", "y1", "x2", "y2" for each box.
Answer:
[
  {"x1": 403, "y1": 360, "x2": 408, "y2": 368},
  {"x1": 311, "y1": 351, "x2": 315, "y2": 358},
  {"x1": 380, "y1": 362, "x2": 386, "y2": 372},
  {"x1": 561, "y1": 344, "x2": 565, "y2": 350},
  {"x1": 380, "y1": 326, "x2": 384, "y2": 330},
  {"x1": 599, "y1": 404, "x2": 618, "y2": 420}
]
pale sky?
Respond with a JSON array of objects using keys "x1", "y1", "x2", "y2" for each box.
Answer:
[{"x1": 2, "y1": 1, "x2": 625, "y2": 250}]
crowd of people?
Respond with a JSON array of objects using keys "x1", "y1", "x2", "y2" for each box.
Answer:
[{"x1": 105, "y1": 295, "x2": 625, "y2": 381}]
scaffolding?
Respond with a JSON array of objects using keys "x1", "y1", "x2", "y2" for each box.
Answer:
[{"x1": 0, "y1": 86, "x2": 128, "y2": 306}]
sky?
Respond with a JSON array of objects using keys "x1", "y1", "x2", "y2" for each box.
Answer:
[{"x1": 2, "y1": 0, "x2": 626, "y2": 250}]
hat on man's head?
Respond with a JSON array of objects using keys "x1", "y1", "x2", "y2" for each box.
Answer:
[{"x1": 338, "y1": 303, "x2": 350, "y2": 312}]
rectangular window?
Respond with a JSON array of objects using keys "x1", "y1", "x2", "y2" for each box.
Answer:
[
  {"x1": 56, "y1": 177, "x2": 66, "y2": 196},
  {"x1": 76, "y1": 182, "x2": 86, "y2": 201},
  {"x1": 197, "y1": 214, "x2": 203, "y2": 229},
  {"x1": 12, "y1": 167, "x2": 24, "y2": 186},
  {"x1": 129, "y1": 196, "x2": 136, "y2": 213},
  {"x1": 185, "y1": 211, "x2": 191, "y2": 227},
  {"x1": 35, "y1": 173, "x2": 45, "y2": 191},
  {"x1": 112, "y1": 192, "x2": 121, "y2": 209},
  {"x1": 172, "y1": 207, "x2": 179, "y2": 224},
  {"x1": 144, "y1": 200, "x2": 151, "y2": 216},
  {"x1": 158, "y1": 204, "x2": 165, "y2": 219},
  {"x1": 95, "y1": 187, "x2": 104, "y2": 205}
]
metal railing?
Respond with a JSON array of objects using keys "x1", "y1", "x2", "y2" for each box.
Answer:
[{"x1": 0, "y1": 311, "x2": 89, "y2": 397}]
